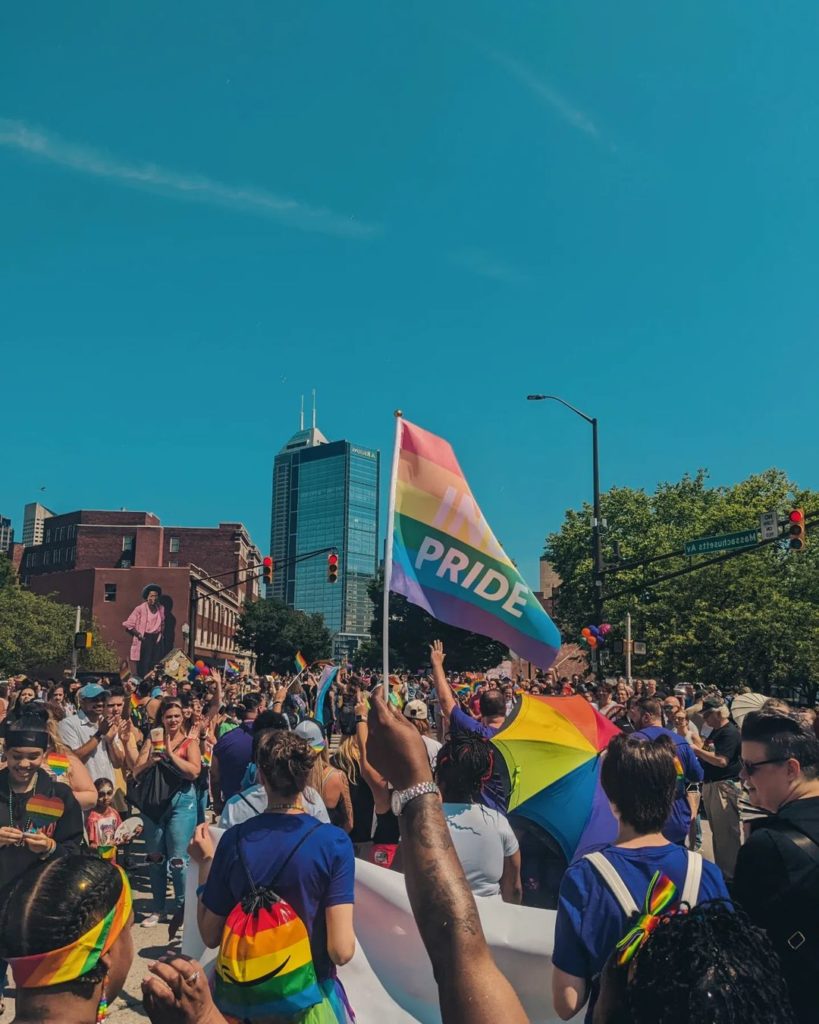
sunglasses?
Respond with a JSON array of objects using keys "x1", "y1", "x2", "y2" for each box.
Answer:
[{"x1": 741, "y1": 757, "x2": 790, "y2": 776}]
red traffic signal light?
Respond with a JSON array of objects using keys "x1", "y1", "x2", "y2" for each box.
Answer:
[
  {"x1": 262, "y1": 556, "x2": 274, "y2": 584},
  {"x1": 788, "y1": 509, "x2": 807, "y2": 551},
  {"x1": 327, "y1": 552, "x2": 339, "y2": 583}
]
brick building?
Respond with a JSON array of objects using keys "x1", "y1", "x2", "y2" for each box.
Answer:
[{"x1": 21, "y1": 511, "x2": 262, "y2": 668}]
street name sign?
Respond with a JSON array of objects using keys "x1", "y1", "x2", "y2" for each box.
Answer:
[{"x1": 684, "y1": 529, "x2": 758, "y2": 557}]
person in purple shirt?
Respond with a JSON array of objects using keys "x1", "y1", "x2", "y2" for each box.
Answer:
[
  {"x1": 629, "y1": 697, "x2": 703, "y2": 845},
  {"x1": 211, "y1": 695, "x2": 259, "y2": 812},
  {"x1": 430, "y1": 640, "x2": 510, "y2": 812}
]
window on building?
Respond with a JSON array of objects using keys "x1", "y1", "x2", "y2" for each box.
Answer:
[
  {"x1": 122, "y1": 535, "x2": 135, "y2": 552},
  {"x1": 104, "y1": 584, "x2": 117, "y2": 602},
  {"x1": 168, "y1": 560, "x2": 178, "y2": 568},
  {"x1": 43, "y1": 551, "x2": 50, "y2": 565},
  {"x1": 45, "y1": 529, "x2": 51, "y2": 543},
  {"x1": 169, "y1": 537, "x2": 180, "y2": 553}
]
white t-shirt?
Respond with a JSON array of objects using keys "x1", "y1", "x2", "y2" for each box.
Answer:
[
  {"x1": 58, "y1": 710, "x2": 115, "y2": 785},
  {"x1": 422, "y1": 735, "x2": 442, "y2": 770},
  {"x1": 219, "y1": 783, "x2": 330, "y2": 828},
  {"x1": 443, "y1": 802, "x2": 519, "y2": 898}
]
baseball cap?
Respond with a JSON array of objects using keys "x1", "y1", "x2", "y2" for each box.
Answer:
[
  {"x1": 294, "y1": 719, "x2": 326, "y2": 752},
  {"x1": 403, "y1": 699, "x2": 428, "y2": 721},
  {"x1": 78, "y1": 683, "x2": 106, "y2": 700}
]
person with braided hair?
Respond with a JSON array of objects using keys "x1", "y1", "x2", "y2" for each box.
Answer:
[
  {"x1": 436, "y1": 733, "x2": 522, "y2": 903},
  {"x1": 592, "y1": 902, "x2": 796, "y2": 1023}
]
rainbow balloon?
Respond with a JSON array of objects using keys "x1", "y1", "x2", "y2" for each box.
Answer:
[
  {"x1": 390, "y1": 419, "x2": 560, "y2": 668},
  {"x1": 215, "y1": 900, "x2": 322, "y2": 1019}
]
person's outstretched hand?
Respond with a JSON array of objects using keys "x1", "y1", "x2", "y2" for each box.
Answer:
[
  {"x1": 142, "y1": 956, "x2": 225, "y2": 1024},
  {"x1": 430, "y1": 640, "x2": 446, "y2": 668},
  {"x1": 366, "y1": 689, "x2": 432, "y2": 791}
]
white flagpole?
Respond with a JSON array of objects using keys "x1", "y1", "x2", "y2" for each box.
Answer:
[{"x1": 382, "y1": 410, "x2": 404, "y2": 699}]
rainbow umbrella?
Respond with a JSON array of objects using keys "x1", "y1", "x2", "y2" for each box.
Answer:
[{"x1": 492, "y1": 695, "x2": 621, "y2": 861}]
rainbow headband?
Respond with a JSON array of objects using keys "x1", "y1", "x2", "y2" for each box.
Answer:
[{"x1": 9, "y1": 866, "x2": 133, "y2": 988}]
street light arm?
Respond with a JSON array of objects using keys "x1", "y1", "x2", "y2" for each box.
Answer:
[{"x1": 525, "y1": 394, "x2": 594, "y2": 425}]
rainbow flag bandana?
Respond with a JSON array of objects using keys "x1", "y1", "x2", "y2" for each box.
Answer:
[
  {"x1": 10, "y1": 865, "x2": 133, "y2": 988},
  {"x1": 391, "y1": 419, "x2": 561, "y2": 669}
]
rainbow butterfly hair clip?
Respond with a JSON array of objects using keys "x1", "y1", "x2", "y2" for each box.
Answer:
[{"x1": 615, "y1": 871, "x2": 678, "y2": 966}]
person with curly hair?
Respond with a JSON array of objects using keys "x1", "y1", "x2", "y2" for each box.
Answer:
[{"x1": 592, "y1": 901, "x2": 796, "y2": 1023}]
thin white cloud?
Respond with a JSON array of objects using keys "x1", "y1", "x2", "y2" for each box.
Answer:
[
  {"x1": 451, "y1": 247, "x2": 529, "y2": 285},
  {"x1": 489, "y1": 51, "x2": 600, "y2": 140},
  {"x1": 0, "y1": 118, "x2": 378, "y2": 238}
]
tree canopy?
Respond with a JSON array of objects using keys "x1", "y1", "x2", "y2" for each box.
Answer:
[
  {"x1": 0, "y1": 556, "x2": 119, "y2": 674},
  {"x1": 355, "y1": 572, "x2": 508, "y2": 672},
  {"x1": 544, "y1": 468, "x2": 819, "y2": 700},
  {"x1": 236, "y1": 597, "x2": 332, "y2": 673}
]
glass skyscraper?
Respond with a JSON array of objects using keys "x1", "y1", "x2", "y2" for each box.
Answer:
[{"x1": 269, "y1": 419, "x2": 380, "y2": 660}]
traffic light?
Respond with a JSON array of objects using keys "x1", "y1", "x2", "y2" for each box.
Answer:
[
  {"x1": 788, "y1": 509, "x2": 807, "y2": 552},
  {"x1": 262, "y1": 556, "x2": 274, "y2": 584},
  {"x1": 74, "y1": 631, "x2": 93, "y2": 650},
  {"x1": 327, "y1": 552, "x2": 339, "y2": 584}
]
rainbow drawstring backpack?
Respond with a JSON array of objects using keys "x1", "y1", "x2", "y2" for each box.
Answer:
[{"x1": 214, "y1": 824, "x2": 323, "y2": 1022}]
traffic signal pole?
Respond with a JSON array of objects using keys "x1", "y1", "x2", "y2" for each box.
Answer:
[{"x1": 71, "y1": 605, "x2": 81, "y2": 676}]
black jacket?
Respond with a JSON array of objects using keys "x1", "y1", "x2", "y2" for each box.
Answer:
[
  {"x1": 733, "y1": 795, "x2": 819, "y2": 1024},
  {"x1": 0, "y1": 767, "x2": 85, "y2": 890}
]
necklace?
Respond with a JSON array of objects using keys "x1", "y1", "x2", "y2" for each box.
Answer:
[
  {"x1": 8, "y1": 775, "x2": 36, "y2": 829},
  {"x1": 267, "y1": 802, "x2": 304, "y2": 813}
]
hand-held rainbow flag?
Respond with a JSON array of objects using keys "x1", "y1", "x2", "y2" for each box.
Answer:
[
  {"x1": 294, "y1": 651, "x2": 308, "y2": 674},
  {"x1": 314, "y1": 665, "x2": 339, "y2": 725},
  {"x1": 46, "y1": 752, "x2": 70, "y2": 778},
  {"x1": 386, "y1": 417, "x2": 561, "y2": 668}
]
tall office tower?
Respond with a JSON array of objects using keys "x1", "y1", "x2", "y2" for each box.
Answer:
[
  {"x1": 0, "y1": 516, "x2": 13, "y2": 555},
  {"x1": 23, "y1": 502, "x2": 55, "y2": 547},
  {"x1": 270, "y1": 398, "x2": 380, "y2": 660}
]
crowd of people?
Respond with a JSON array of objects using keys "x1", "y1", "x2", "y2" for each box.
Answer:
[{"x1": 0, "y1": 647, "x2": 817, "y2": 1024}]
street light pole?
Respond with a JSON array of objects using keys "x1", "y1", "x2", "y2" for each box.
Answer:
[{"x1": 527, "y1": 394, "x2": 604, "y2": 628}]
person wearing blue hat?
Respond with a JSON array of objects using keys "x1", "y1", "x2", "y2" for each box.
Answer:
[{"x1": 57, "y1": 682, "x2": 119, "y2": 788}]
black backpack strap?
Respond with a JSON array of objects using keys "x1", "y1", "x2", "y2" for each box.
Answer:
[
  {"x1": 777, "y1": 825, "x2": 819, "y2": 868},
  {"x1": 237, "y1": 790, "x2": 258, "y2": 813},
  {"x1": 236, "y1": 820, "x2": 323, "y2": 896}
]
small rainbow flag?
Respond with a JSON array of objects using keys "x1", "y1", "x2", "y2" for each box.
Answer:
[
  {"x1": 46, "y1": 752, "x2": 70, "y2": 778},
  {"x1": 25, "y1": 794, "x2": 64, "y2": 832},
  {"x1": 224, "y1": 659, "x2": 241, "y2": 677},
  {"x1": 294, "y1": 651, "x2": 308, "y2": 673},
  {"x1": 98, "y1": 845, "x2": 116, "y2": 861},
  {"x1": 201, "y1": 748, "x2": 212, "y2": 768},
  {"x1": 130, "y1": 693, "x2": 139, "y2": 712}
]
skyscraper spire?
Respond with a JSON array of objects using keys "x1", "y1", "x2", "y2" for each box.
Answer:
[
  {"x1": 312, "y1": 388, "x2": 317, "y2": 429},
  {"x1": 300, "y1": 394, "x2": 305, "y2": 431}
]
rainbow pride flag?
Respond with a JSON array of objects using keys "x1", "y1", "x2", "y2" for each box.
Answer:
[
  {"x1": 390, "y1": 419, "x2": 561, "y2": 668},
  {"x1": 46, "y1": 752, "x2": 70, "y2": 778},
  {"x1": 224, "y1": 659, "x2": 241, "y2": 677},
  {"x1": 294, "y1": 651, "x2": 308, "y2": 673}
]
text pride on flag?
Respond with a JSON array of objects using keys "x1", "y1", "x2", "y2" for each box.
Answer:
[{"x1": 390, "y1": 418, "x2": 561, "y2": 668}]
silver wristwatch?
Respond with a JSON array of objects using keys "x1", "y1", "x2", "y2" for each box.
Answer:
[{"x1": 391, "y1": 781, "x2": 440, "y2": 817}]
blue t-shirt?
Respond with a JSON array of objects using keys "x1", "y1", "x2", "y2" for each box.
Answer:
[
  {"x1": 632, "y1": 726, "x2": 703, "y2": 845},
  {"x1": 554, "y1": 844, "x2": 730, "y2": 1021},
  {"x1": 203, "y1": 813, "x2": 355, "y2": 982},
  {"x1": 213, "y1": 722, "x2": 255, "y2": 801},
  {"x1": 448, "y1": 707, "x2": 508, "y2": 813}
]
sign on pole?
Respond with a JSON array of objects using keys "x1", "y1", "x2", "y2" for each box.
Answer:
[
  {"x1": 760, "y1": 510, "x2": 779, "y2": 541},
  {"x1": 684, "y1": 529, "x2": 758, "y2": 557}
]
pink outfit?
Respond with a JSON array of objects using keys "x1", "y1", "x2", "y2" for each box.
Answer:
[{"x1": 123, "y1": 601, "x2": 165, "y2": 661}]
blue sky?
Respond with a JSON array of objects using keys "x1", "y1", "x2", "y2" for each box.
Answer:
[{"x1": 3, "y1": 2, "x2": 819, "y2": 584}]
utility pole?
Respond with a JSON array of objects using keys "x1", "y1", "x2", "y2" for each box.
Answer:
[
  {"x1": 625, "y1": 611, "x2": 632, "y2": 685},
  {"x1": 591, "y1": 416, "x2": 604, "y2": 628},
  {"x1": 71, "y1": 605, "x2": 81, "y2": 676}
]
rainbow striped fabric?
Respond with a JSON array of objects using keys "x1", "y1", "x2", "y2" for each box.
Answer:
[
  {"x1": 215, "y1": 899, "x2": 321, "y2": 1019},
  {"x1": 314, "y1": 665, "x2": 339, "y2": 726},
  {"x1": 10, "y1": 865, "x2": 133, "y2": 988},
  {"x1": 46, "y1": 752, "x2": 70, "y2": 778},
  {"x1": 25, "y1": 794, "x2": 64, "y2": 832},
  {"x1": 391, "y1": 419, "x2": 561, "y2": 668},
  {"x1": 294, "y1": 651, "x2": 308, "y2": 673}
]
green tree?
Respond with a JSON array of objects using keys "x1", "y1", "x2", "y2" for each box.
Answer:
[
  {"x1": 545, "y1": 469, "x2": 819, "y2": 700},
  {"x1": 357, "y1": 572, "x2": 508, "y2": 672},
  {"x1": 236, "y1": 598, "x2": 332, "y2": 673},
  {"x1": 0, "y1": 556, "x2": 119, "y2": 674}
]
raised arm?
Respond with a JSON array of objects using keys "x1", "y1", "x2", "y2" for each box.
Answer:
[
  {"x1": 366, "y1": 691, "x2": 529, "y2": 1024},
  {"x1": 430, "y1": 640, "x2": 456, "y2": 718}
]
